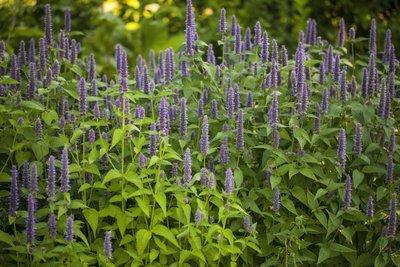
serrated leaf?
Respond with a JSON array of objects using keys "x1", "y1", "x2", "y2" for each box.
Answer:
[
  {"x1": 111, "y1": 128, "x2": 124, "y2": 148},
  {"x1": 103, "y1": 169, "x2": 122, "y2": 184},
  {"x1": 82, "y1": 208, "x2": 98, "y2": 237},
  {"x1": 152, "y1": 224, "x2": 180, "y2": 248},
  {"x1": 155, "y1": 191, "x2": 167, "y2": 217}
]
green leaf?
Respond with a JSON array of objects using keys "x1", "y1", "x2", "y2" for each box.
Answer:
[
  {"x1": 270, "y1": 175, "x2": 281, "y2": 189},
  {"x1": 82, "y1": 208, "x2": 98, "y2": 237},
  {"x1": 31, "y1": 142, "x2": 49, "y2": 161},
  {"x1": 152, "y1": 224, "x2": 180, "y2": 248},
  {"x1": 282, "y1": 198, "x2": 297, "y2": 215},
  {"x1": 330, "y1": 243, "x2": 355, "y2": 253},
  {"x1": 20, "y1": 100, "x2": 45, "y2": 111},
  {"x1": 103, "y1": 169, "x2": 122, "y2": 184},
  {"x1": 111, "y1": 129, "x2": 124, "y2": 148},
  {"x1": 155, "y1": 191, "x2": 167, "y2": 217},
  {"x1": 234, "y1": 168, "x2": 243, "y2": 188},
  {"x1": 136, "y1": 229, "x2": 152, "y2": 255},
  {"x1": 0, "y1": 230, "x2": 14, "y2": 247},
  {"x1": 0, "y1": 76, "x2": 18, "y2": 84},
  {"x1": 300, "y1": 168, "x2": 317, "y2": 180},
  {"x1": 317, "y1": 247, "x2": 333, "y2": 264},
  {"x1": 136, "y1": 197, "x2": 150, "y2": 217},
  {"x1": 116, "y1": 212, "x2": 131, "y2": 237},
  {"x1": 352, "y1": 170, "x2": 364, "y2": 189}
]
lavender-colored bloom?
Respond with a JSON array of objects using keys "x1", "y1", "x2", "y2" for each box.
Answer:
[
  {"x1": 268, "y1": 92, "x2": 279, "y2": 128},
  {"x1": 389, "y1": 133, "x2": 396, "y2": 155},
  {"x1": 383, "y1": 29, "x2": 392, "y2": 63},
  {"x1": 369, "y1": 19, "x2": 377, "y2": 56},
  {"x1": 353, "y1": 123, "x2": 362, "y2": 156},
  {"x1": 387, "y1": 72, "x2": 395, "y2": 99},
  {"x1": 197, "y1": 97, "x2": 204, "y2": 117},
  {"x1": 361, "y1": 68, "x2": 369, "y2": 98},
  {"x1": 149, "y1": 123, "x2": 158, "y2": 156},
  {"x1": 338, "y1": 18, "x2": 346, "y2": 46},
  {"x1": 28, "y1": 38, "x2": 35, "y2": 63},
  {"x1": 9, "y1": 165, "x2": 19, "y2": 215},
  {"x1": 300, "y1": 84, "x2": 309, "y2": 116},
  {"x1": 22, "y1": 161, "x2": 30, "y2": 188},
  {"x1": 387, "y1": 193, "x2": 397, "y2": 237},
  {"x1": 378, "y1": 82, "x2": 388, "y2": 118},
  {"x1": 220, "y1": 135, "x2": 230, "y2": 165},
  {"x1": 243, "y1": 216, "x2": 252, "y2": 233},
  {"x1": 388, "y1": 44, "x2": 396, "y2": 74},
  {"x1": 26, "y1": 193, "x2": 36, "y2": 244},
  {"x1": 165, "y1": 48, "x2": 174, "y2": 83},
  {"x1": 234, "y1": 25, "x2": 242, "y2": 54},
  {"x1": 244, "y1": 27, "x2": 252, "y2": 50},
  {"x1": 319, "y1": 63, "x2": 325, "y2": 84},
  {"x1": 60, "y1": 147, "x2": 70, "y2": 193},
  {"x1": 18, "y1": 41, "x2": 26, "y2": 66},
  {"x1": 219, "y1": 8, "x2": 227, "y2": 33},
  {"x1": 269, "y1": 59, "x2": 278, "y2": 88},
  {"x1": 281, "y1": 45, "x2": 288, "y2": 66},
  {"x1": 92, "y1": 102, "x2": 100, "y2": 119},
  {"x1": 194, "y1": 208, "x2": 203, "y2": 226},
  {"x1": 85, "y1": 173, "x2": 93, "y2": 184},
  {"x1": 236, "y1": 109, "x2": 244, "y2": 150},
  {"x1": 183, "y1": 148, "x2": 192, "y2": 185},
  {"x1": 29, "y1": 163, "x2": 39, "y2": 195},
  {"x1": 333, "y1": 54, "x2": 340, "y2": 82},
  {"x1": 91, "y1": 79, "x2": 98, "y2": 97},
  {"x1": 233, "y1": 84, "x2": 240, "y2": 112},
  {"x1": 47, "y1": 155, "x2": 56, "y2": 201},
  {"x1": 339, "y1": 69, "x2": 347, "y2": 102},
  {"x1": 207, "y1": 44, "x2": 216, "y2": 64},
  {"x1": 159, "y1": 97, "x2": 169, "y2": 136},
  {"x1": 138, "y1": 153, "x2": 147, "y2": 169},
  {"x1": 10, "y1": 54, "x2": 20, "y2": 84},
  {"x1": 199, "y1": 115, "x2": 209, "y2": 156},
  {"x1": 230, "y1": 15, "x2": 237, "y2": 36},
  {"x1": 224, "y1": 168, "x2": 234, "y2": 194},
  {"x1": 366, "y1": 196, "x2": 374, "y2": 218},
  {"x1": 64, "y1": 8, "x2": 71, "y2": 32},
  {"x1": 115, "y1": 44, "x2": 122, "y2": 71},
  {"x1": 271, "y1": 39, "x2": 278, "y2": 63},
  {"x1": 119, "y1": 51, "x2": 128, "y2": 94},
  {"x1": 337, "y1": 129, "x2": 347, "y2": 169},
  {"x1": 180, "y1": 60, "x2": 189, "y2": 77},
  {"x1": 88, "y1": 128, "x2": 96, "y2": 144},
  {"x1": 343, "y1": 175, "x2": 352, "y2": 210},
  {"x1": 246, "y1": 92, "x2": 254, "y2": 108},
  {"x1": 348, "y1": 27, "x2": 356, "y2": 40},
  {"x1": 38, "y1": 38, "x2": 47, "y2": 71},
  {"x1": 104, "y1": 231, "x2": 113, "y2": 259},
  {"x1": 27, "y1": 62, "x2": 36, "y2": 99},
  {"x1": 386, "y1": 155, "x2": 394, "y2": 184},
  {"x1": 44, "y1": 4, "x2": 53, "y2": 45},
  {"x1": 48, "y1": 212, "x2": 57, "y2": 239},
  {"x1": 134, "y1": 106, "x2": 145, "y2": 119},
  {"x1": 65, "y1": 214, "x2": 74, "y2": 242},
  {"x1": 171, "y1": 162, "x2": 178, "y2": 177},
  {"x1": 200, "y1": 168, "x2": 208, "y2": 186},
  {"x1": 78, "y1": 77, "x2": 87, "y2": 115},
  {"x1": 210, "y1": 99, "x2": 219, "y2": 119},
  {"x1": 254, "y1": 21, "x2": 262, "y2": 46},
  {"x1": 367, "y1": 54, "x2": 376, "y2": 95},
  {"x1": 260, "y1": 31, "x2": 269, "y2": 63},
  {"x1": 272, "y1": 187, "x2": 281, "y2": 213},
  {"x1": 185, "y1": 0, "x2": 196, "y2": 55}
]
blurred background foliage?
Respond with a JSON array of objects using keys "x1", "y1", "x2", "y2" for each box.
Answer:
[{"x1": 0, "y1": 0, "x2": 399, "y2": 74}]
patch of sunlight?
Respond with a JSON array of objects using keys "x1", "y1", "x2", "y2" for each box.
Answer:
[
  {"x1": 145, "y1": 3, "x2": 160, "y2": 13},
  {"x1": 102, "y1": 0, "x2": 120, "y2": 15},
  {"x1": 203, "y1": 7, "x2": 213, "y2": 17},
  {"x1": 126, "y1": 22, "x2": 140, "y2": 31},
  {"x1": 126, "y1": 0, "x2": 140, "y2": 9}
]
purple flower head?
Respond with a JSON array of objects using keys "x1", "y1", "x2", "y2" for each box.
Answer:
[
  {"x1": 281, "y1": 45, "x2": 288, "y2": 66},
  {"x1": 272, "y1": 187, "x2": 281, "y2": 213},
  {"x1": 224, "y1": 168, "x2": 234, "y2": 194},
  {"x1": 134, "y1": 106, "x2": 145, "y2": 119},
  {"x1": 319, "y1": 63, "x2": 325, "y2": 85},
  {"x1": 233, "y1": 83, "x2": 240, "y2": 112},
  {"x1": 78, "y1": 77, "x2": 87, "y2": 115},
  {"x1": 180, "y1": 60, "x2": 189, "y2": 77},
  {"x1": 185, "y1": 0, "x2": 196, "y2": 55},
  {"x1": 92, "y1": 102, "x2": 100, "y2": 119},
  {"x1": 207, "y1": 44, "x2": 216, "y2": 64},
  {"x1": 254, "y1": 21, "x2": 262, "y2": 46},
  {"x1": 88, "y1": 54, "x2": 96, "y2": 82},
  {"x1": 207, "y1": 172, "x2": 215, "y2": 189},
  {"x1": 388, "y1": 72, "x2": 395, "y2": 99},
  {"x1": 26, "y1": 193, "x2": 36, "y2": 244},
  {"x1": 269, "y1": 59, "x2": 278, "y2": 88},
  {"x1": 367, "y1": 54, "x2": 376, "y2": 95},
  {"x1": 230, "y1": 15, "x2": 237, "y2": 36},
  {"x1": 349, "y1": 27, "x2": 356, "y2": 40},
  {"x1": 369, "y1": 19, "x2": 377, "y2": 56},
  {"x1": 60, "y1": 147, "x2": 70, "y2": 193},
  {"x1": 18, "y1": 40, "x2": 26, "y2": 66},
  {"x1": 386, "y1": 155, "x2": 394, "y2": 184},
  {"x1": 27, "y1": 62, "x2": 36, "y2": 99},
  {"x1": 119, "y1": 50, "x2": 128, "y2": 94},
  {"x1": 10, "y1": 54, "x2": 20, "y2": 84},
  {"x1": 236, "y1": 109, "x2": 244, "y2": 150},
  {"x1": 343, "y1": 174, "x2": 352, "y2": 210},
  {"x1": 197, "y1": 96, "x2": 204, "y2": 117},
  {"x1": 268, "y1": 92, "x2": 279, "y2": 128},
  {"x1": 9, "y1": 165, "x2": 19, "y2": 215},
  {"x1": 165, "y1": 48, "x2": 174, "y2": 83},
  {"x1": 88, "y1": 128, "x2": 96, "y2": 144},
  {"x1": 28, "y1": 38, "x2": 35, "y2": 63},
  {"x1": 337, "y1": 129, "x2": 347, "y2": 169},
  {"x1": 199, "y1": 115, "x2": 209, "y2": 156},
  {"x1": 29, "y1": 163, "x2": 39, "y2": 195},
  {"x1": 115, "y1": 44, "x2": 122, "y2": 71},
  {"x1": 383, "y1": 29, "x2": 392, "y2": 63},
  {"x1": 44, "y1": 4, "x2": 53, "y2": 45},
  {"x1": 91, "y1": 79, "x2": 98, "y2": 97},
  {"x1": 65, "y1": 214, "x2": 74, "y2": 242},
  {"x1": 47, "y1": 155, "x2": 56, "y2": 201},
  {"x1": 244, "y1": 27, "x2": 252, "y2": 50},
  {"x1": 361, "y1": 68, "x2": 369, "y2": 98},
  {"x1": 243, "y1": 216, "x2": 252, "y2": 233},
  {"x1": 234, "y1": 25, "x2": 242, "y2": 54},
  {"x1": 48, "y1": 212, "x2": 57, "y2": 239},
  {"x1": 260, "y1": 31, "x2": 269, "y2": 63},
  {"x1": 246, "y1": 92, "x2": 254, "y2": 108},
  {"x1": 200, "y1": 168, "x2": 209, "y2": 186},
  {"x1": 171, "y1": 162, "x2": 178, "y2": 177},
  {"x1": 64, "y1": 8, "x2": 71, "y2": 32},
  {"x1": 219, "y1": 8, "x2": 227, "y2": 33},
  {"x1": 338, "y1": 18, "x2": 346, "y2": 46},
  {"x1": 271, "y1": 39, "x2": 278, "y2": 63},
  {"x1": 388, "y1": 44, "x2": 396, "y2": 73},
  {"x1": 183, "y1": 148, "x2": 192, "y2": 185},
  {"x1": 138, "y1": 153, "x2": 147, "y2": 169},
  {"x1": 210, "y1": 99, "x2": 219, "y2": 119},
  {"x1": 220, "y1": 135, "x2": 230, "y2": 165},
  {"x1": 387, "y1": 193, "x2": 397, "y2": 237},
  {"x1": 159, "y1": 97, "x2": 170, "y2": 136},
  {"x1": 366, "y1": 196, "x2": 374, "y2": 218},
  {"x1": 194, "y1": 208, "x2": 203, "y2": 226},
  {"x1": 104, "y1": 231, "x2": 113, "y2": 259},
  {"x1": 353, "y1": 123, "x2": 363, "y2": 156},
  {"x1": 339, "y1": 69, "x2": 347, "y2": 103}
]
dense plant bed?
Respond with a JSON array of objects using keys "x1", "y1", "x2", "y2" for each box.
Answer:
[{"x1": 0, "y1": 1, "x2": 399, "y2": 266}]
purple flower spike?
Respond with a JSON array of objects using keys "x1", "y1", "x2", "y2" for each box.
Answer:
[
  {"x1": 224, "y1": 168, "x2": 234, "y2": 194},
  {"x1": 343, "y1": 174, "x2": 352, "y2": 210},
  {"x1": 236, "y1": 109, "x2": 244, "y2": 150},
  {"x1": 26, "y1": 193, "x2": 36, "y2": 244},
  {"x1": 254, "y1": 21, "x2": 262, "y2": 46},
  {"x1": 207, "y1": 44, "x2": 216, "y2": 64},
  {"x1": 272, "y1": 187, "x2": 281, "y2": 213},
  {"x1": 268, "y1": 92, "x2": 279, "y2": 128},
  {"x1": 210, "y1": 99, "x2": 219, "y2": 119},
  {"x1": 369, "y1": 19, "x2": 377, "y2": 56},
  {"x1": 219, "y1": 8, "x2": 227, "y2": 33},
  {"x1": 183, "y1": 148, "x2": 192, "y2": 186},
  {"x1": 47, "y1": 155, "x2": 56, "y2": 201},
  {"x1": 246, "y1": 92, "x2": 254, "y2": 108},
  {"x1": 79, "y1": 77, "x2": 87, "y2": 115},
  {"x1": 185, "y1": 0, "x2": 196, "y2": 55},
  {"x1": 337, "y1": 129, "x2": 347, "y2": 169},
  {"x1": 220, "y1": 135, "x2": 230, "y2": 165},
  {"x1": 197, "y1": 97, "x2": 204, "y2": 117},
  {"x1": 9, "y1": 165, "x2": 19, "y2": 215},
  {"x1": 281, "y1": 45, "x2": 288, "y2": 66},
  {"x1": 386, "y1": 155, "x2": 394, "y2": 184},
  {"x1": 353, "y1": 123, "x2": 363, "y2": 156},
  {"x1": 339, "y1": 69, "x2": 347, "y2": 103},
  {"x1": 199, "y1": 115, "x2": 209, "y2": 156},
  {"x1": 104, "y1": 231, "x2": 113, "y2": 259},
  {"x1": 243, "y1": 216, "x2": 252, "y2": 233},
  {"x1": 165, "y1": 48, "x2": 174, "y2": 83},
  {"x1": 387, "y1": 193, "x2": 397, "y2": 237},
  {"x1": 28, "y1": 38, "x2": 35, "y2": 63},
  {"x1": 159, "y1": 97, "x2": 169, "y2": 136},
  {"x1": 234, "y1": 25, "x2": 242, "y2": 54},
  {"x1": 18, "y1": 41, "x2": 26, "y2": 66},
  {"x1": 194, "y1": 208, "x2": 203, "y2": 226},
  {"x1": 48, "y1": 212, "x2": 57, "y2": 239},
  {"x1": 60, "y1": 147, "x2": 70, "y2": 193},
  {"x1": 44, "y1": 4, "x2": 53, "y2": 45},
  {"x1": 171, "y1": 162, "x2": 178, "y2": 177},
  {"x1": 64, "y1": 8, "x2": 71, "y2": 32},
  {"x1": 119, "y1": 51, "x2": 128, "y2": 94},
  {"x1": 230, "y1": 15, "x2": 237, "y2": 36},
  {"x1": 349, "y1": 27, "x2": 356, "y2": 40},
  {"x1": 138, "y1": 153, "x2": 147, "y2": 169},
  {"x1": 338, "y1": 18, "x2": 346, "y2": 46},
  {"x1": 88, "y1": 128, "x2": 96, "y2": 144},
  {"x1": 65, "y1": 214, "x2": 74, "y2": 242},
  {"x1": 244, "y1": 27, "x2": 252, "y2": 50},
  {"x1": 260, "y1": 31, "x2": 269, "y2": 63},
  {"x1": 29, "y1": 163, "x2": 39, "y2": 195},
  {"x1": 361, "y1": 68, "x2": 369, "y2": 98},
  {"x1": 366, "y1": 196, "x2": 374, "y2": 218}
]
